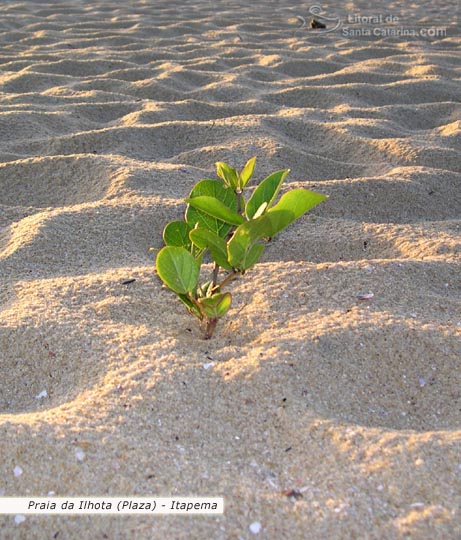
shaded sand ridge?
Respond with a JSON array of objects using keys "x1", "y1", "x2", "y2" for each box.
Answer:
[{"x1": 0, "y1": 0, "x2": 460, "y2": 538}]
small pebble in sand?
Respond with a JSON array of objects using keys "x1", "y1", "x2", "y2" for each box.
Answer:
[
  {"x1": 419, "y1": 377, "x2": 426, "y2": 387},
  {"x1": 14, "y1": 515, "x2": 26, "y2": 525},
  {"x1": 13, "y1": 465, "x2": 23, "y2": 477},
  {"x1": 282, "y1": 488, "x2": 303, "y2": 500},
  {"x1": 249, "y1": 522, "x2": 262, "y2": 534},
  {"x1": 75, "y1": 448, "x2": 85, "y2": 462},
  {"x1": 35, "y1": 389, "x2": 47, "y2": 399}
]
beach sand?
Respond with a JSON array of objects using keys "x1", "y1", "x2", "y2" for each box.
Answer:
[{"x1": 0, "y1": 0, "x2": 460, "y2": 538}]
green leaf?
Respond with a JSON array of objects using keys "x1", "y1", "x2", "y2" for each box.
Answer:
[
  {"x1": 226, "y1": 234, "x2": 247, "y2": 270},
  {"x1": 185, "y1": 179, "x2": 237, "y2": 238},
  {"x1": 253, "y1": 202, "x2": 267, "y2": 219},
  {"x1": 246, "y1": 169, "x2": 289, "y2": 219},
  {"x1": 267, "y1": 188, "x2": 327, "y2": 225},
  {"x1": 262, "y1": 210, "x2": 294, "y2": 236},
  {"x1": 238, "y1": 194, "x2": 246, "y2": 214},
  {"x1": 187, "y1": 205, "x2": 230, "y2": 238},
  {"x1": 189, "y1": 228, "x2": 232, "y2": 271},
  {"x1": 177, "y1": 293, "x2": 202, "y2": 319},
  {"x1": 239, "y1": 157, "x2": 256, "y2": 190},
  {"x1": 163, "y1": 221, "x2": 192, "y2": 249},
  {"x1": 227, "y1": 233, "x2": 265, "y2": 271},
  {"x1": 227, "y1": 187, "x2": 327, "y2": 270},
  {"x1": 188, "y1": 179, "x2": 237, "y2": 206},
  {"x1": 216, "y1": 162, "x2": 239, "y2": 190},
  {"x1": 244, "y1": 242, "x2": 265, "y2": 269},
  {"x1": 227, "y1": 214, "x2": 283, "y2": 270},
  {"x1": 156, "y1": 246, "x2": 199, "y2": 294},
  {"x1": 185, "y1": 196, "x2": 245, "y2": 226},
  {"x1": 197, "y1": 292, "x2": 232, "y2": 320},
  {"x1": 215, "y1": 292, "x2": 232, "y2": 318}
]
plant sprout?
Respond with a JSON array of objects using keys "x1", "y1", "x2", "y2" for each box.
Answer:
[{"x1": 156, "y1": 158, "x2": 327, "y2": 339}]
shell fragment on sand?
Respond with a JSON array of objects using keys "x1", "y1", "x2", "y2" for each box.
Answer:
[{"x1": 356, "y1": 293, "x2": 374, "y2": 301}]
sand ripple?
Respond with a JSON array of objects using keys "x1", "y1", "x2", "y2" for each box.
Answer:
[{"x1": 0, "y1": 1, "x2": 460, "y2": 538}]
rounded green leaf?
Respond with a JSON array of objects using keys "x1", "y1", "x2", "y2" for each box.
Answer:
[
  {"x1": 197, "y1": 292, "x2": 232, "y2": 320},
  {"x1": 244, "y1": 243, "x2": 265, "y2": 269},
  {"x1": 227, "y1": 215, "x2": 274, "y2": 270},
  {"x1": 188, "y1": 179, "x2": 237, "y2": 206},
  {"x1": 189, "y1": 228, "x2": 232, "y2": 271},
  {"x1": 156, "y1": 246, "x2": 199, "y2": 294},
  {"x1": 163, "y1": 221, "x2": 192, "y2": 249},
  {"x1": 185, "y1": 179, "x2": 237, "y2": 237},
  {"x1": 185, "y1": 196, "x2": 245, "y2": 226}
]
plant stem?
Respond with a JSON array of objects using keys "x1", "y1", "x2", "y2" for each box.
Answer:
[
  {"x1": 200, "y1": 317, "x2": 216, "y2": 339},
  {"x1": 216, "y1": 270, "x2": 239, "y2": 290},
  {"x1": 212, "y1": 263, "x2": 219, "y2": 287},
  {"x1": 236, "y1": 188, "x2": 242, "y2": 214},
  {"x1": 203, "y1": 318, "x2": 218, "y2": 339}
]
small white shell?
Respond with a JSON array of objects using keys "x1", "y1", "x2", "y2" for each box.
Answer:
[
  {"x1": 75, "y1": 448, "x2": 86, "y2": 462},
  {"x1": 203, "y1": 362, "x2": 215, "y2": 370},
  {"x1": 356, "y1": 293, "x2": 374, "y2": 301},
  {"x1": 35, "y1": 389, "x2": 47, "y2": 400}
]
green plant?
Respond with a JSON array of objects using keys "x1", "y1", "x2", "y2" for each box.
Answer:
[{"x1": 155, "y1": 158, "x2": 327, "y2": 339}]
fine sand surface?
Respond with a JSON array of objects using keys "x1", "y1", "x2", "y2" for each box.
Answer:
[{"x1": 1, "y1": 0, "x2": 460, "y2": 538}]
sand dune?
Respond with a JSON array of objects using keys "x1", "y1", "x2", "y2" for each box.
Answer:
[{"x1": 0, "y1": 0, "x2": 460, "y2": 538}]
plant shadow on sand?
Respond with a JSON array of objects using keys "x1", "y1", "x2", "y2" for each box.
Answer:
[
  {"x1": 158, "y1": 261, "x2": 460, "y2": 433},
  {"x1": 17, "y1": 257, "x2": 454, "y2": 433},
  {"x1": 3, "y1": 264, "x2": 455, "y2": 538}
]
